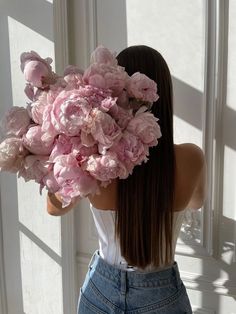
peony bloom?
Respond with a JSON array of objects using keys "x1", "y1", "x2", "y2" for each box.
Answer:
[
  {"x1": 1, "y1": 106, "x2": 31, "y2": 137},
  {"x1": 53, "y1": 154, "x2": 98, "y2": 207},
  {"x1": 29, "y1": 92, "x2": 48, "y2": 124},
  {"x1": 127, "y1": 107, "x2": 162, "y2": 146},
  {"x1": 110, "y1": 131, "x2": 149, "y2": 174},
  {"x1": 50, "y1": 134, "x2": 74, "y2": 161},
  {"x1": 41, "y1": 104, "x2": 59, "y2": 140},
  {"x1": 24, "y1": 83, "x2": 35, "y2": 101},
  {"x1": 127, "y1": 72, "x2": 159, "y2": 103},
  {"x1": 18, "y1": 155, "x2": 51, "y2": 183},
  {"x1": 90, "y1": 46, "x2": 118, "y2": 66},
  {"x1": 49, "y1": 90, "x2": 92, "y2": 136},
  {"x1": 84, "y1": 152, "x2": 128, "y2": 182},
  {"x1": 83, "y1": 63, "x2": 128, "y2": 97},
  {"x1": 47, "y1": 77, "x2": 68, "y2": 104},
  {"x1": 90, "y1": 108, "x2": 122, "y2": 154},
  {"x1": 0, "y1": 46, "x2": 163, "y2": 208},
  {"x1": 63, "y1": 65, "x2": 83, "y2": 90},
  {"x1": 19, "y1": 155, "x2": 59, "y2": 193},
  {"x1": 80, "y1": 131, "x2": 96, "y2": 147},
  {"x1": 76, "y1": 85, "x2": 111, "y2": 109},
  {"x1": 116, "y1": 90, "x2": 130, "y2": 109},
  {"x1": 20, "y1": 51, "x2": 56, "y2": 88},
  {"x1": 0, "y1": 138, "x2": 28, "y2": 172},
  {"x1": 111, "y1": 105, "x2": 133, "y2": 130},
  {"x1": 23, "y1": 125, "x2": 54, "y2": 155},
  {"x1": 100, "y1": 97, "x2": 119, "y2": 114},
  {"x1": 42, "y1": 170, "x2": 60, "y2": 193},
  {"x1": 24, "y1": 61, "x2": 51, "y2": 88}
]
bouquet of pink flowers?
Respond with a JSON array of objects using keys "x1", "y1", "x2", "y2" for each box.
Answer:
[{"x1": 0, "y1": 46, "x2": 161, "y2": 207}]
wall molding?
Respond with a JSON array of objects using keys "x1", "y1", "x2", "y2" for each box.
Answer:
[
  {"x1": 0, "y1": 192, "x2": 7, "y2": 314},
  {"x1": 202, "y1": 0, "x2": 217, "y2": 257},
  {"x1": 53, "y1": 0, "x2": 69, "y2": 74},
  {"x1": 192, "y1": 306, "x2": 216, "y2": 314},
  {"x1": 53, "y1": 1, "x2": 78, "y2": 314},
  {"x1": 85, "y1": 0, "x2": 98, "y2": 59}
]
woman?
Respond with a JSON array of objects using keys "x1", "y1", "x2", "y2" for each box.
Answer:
[{"x1": 47, "y1": 45, "x2": 207, "y2": 313}]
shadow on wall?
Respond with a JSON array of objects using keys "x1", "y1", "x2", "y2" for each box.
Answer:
[
  {"x1": 173, "y1": 76, "x2": 236, "y2": 151},
  {"x1": 0, "y1": 0, "x2": 55, "y2": 313},
  {"x1": 173, "y1": 76, "x2": 236, "y2": 308}
]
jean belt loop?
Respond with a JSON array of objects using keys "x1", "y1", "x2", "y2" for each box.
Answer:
[
  {"x1": 88, "y1": 249, "x2": 98, "y2": 270},
  {"x1": 173, "y1": 263, "x2": 181, "y2": 288}
]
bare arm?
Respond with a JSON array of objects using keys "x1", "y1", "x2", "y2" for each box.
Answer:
[
  {"x1": 186, "y1": 145, "x2": 207, "y2": 209},
  {"x1": 47, "y1": 192, "x2": 80, "y2": 216}
]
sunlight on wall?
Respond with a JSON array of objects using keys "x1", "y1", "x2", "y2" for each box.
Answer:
[
  {"x1": 7, "y1": 16, "x2": 55, "y2": 106},
  {"x1": 20, "y1": 233, "x2": 63, "y2": 314},
  {"x1": 126, "y1": 0, "x2": 205, "y2": 146},
  {"x1": 126, "y1": 0, "x2": 205, "y2": 92},
  {"x1": 7, "y1": 15, "x2": 60, "y2": 255},
  {"x1": 223, "y1": 146, "x2": 236, "y2": 221},
  {"x1": 7, "y1": 15, "x2": 63, "y2": 314},
  {"x1": 174, "y1": 116, "x2": 202, "y2": 146}
]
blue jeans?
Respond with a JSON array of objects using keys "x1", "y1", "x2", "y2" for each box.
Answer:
[{"x1": 77, "y1": 249, "x2": 192, "y2": 313}]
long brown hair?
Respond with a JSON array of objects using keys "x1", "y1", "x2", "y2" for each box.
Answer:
[{"x1": 115, "y1": 45, "x2": 175, "y2": 268}]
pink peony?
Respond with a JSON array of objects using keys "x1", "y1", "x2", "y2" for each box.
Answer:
[
  {"x1": 50, "y1": 134, "x2": 98, "y2": 164},
  {"x1": 29, "y1": 92, "x2": 48, "y2": 124},
  {"x1": 64, "y1": 66, "x2": 83, "y2": 90},
  {"x1": 0, "y1": 46, "x2": 163, "y2": 208},
  {"x1": 24, "y1": 83, "x2": 35, "y2": 101},
  {"x1": 47, "y1": 77, "x2": 68, "y2": 104},
  {"x1": 1, "y1": 106, "x2": 31, "y2": 137},
  {"x1": 127, "y1": 107, "x2": 162, "y2": 146},
  {"x1": 80, "y1": 131, "x2": 96, "y2": 147},
  {"x1": 41, "y1": 104, "x2": 58, "y2": 140},
  {"x1": 111, "y1": 106, "x2": 133, "y2": 130},
  {"x1": 49, "y1": 90, "x2": 92, "y2": 136},
  {"x1": 76, "y1": 85, "x2": 111, "y2": 109},
  {"x1": 83, "y1": 63, "x2": 128, "y2": 96},
  {"x1": 53, "y1": 154, "x2": 98, "y2": 207},
  {"x1": 64, "y1": 73, "x2": 83, "y2": 90},
  {"x1": 19, "y1": 155, "x2": 60, "y2": 193},
  {"x1": 24, "y1": 61, "x2": 51, "y2": 88},
  {"x1": 42, "y1": 170, "x2": 60, "y2": 193},
  {"x1": 127, "y1": 72, "x2": 159, "y2": 103},
  {"x1": 0, "y1": 138, "x2": 28, "y2": 172},
  {"x1": 20, "y1": 51, "x2": 56, "y2": 88},
  {"x1": 116, "y1": 90, "x2": 130, "y2": 109},
  {"x1": 23, "y1": 125, "x2": 54, "y2": 155},
  {"x1": 18, "y1": 155, "x2": 51, "y2": 183},
  {"x1": 110, "y1": 131, "x2": 149, "y2": 174},
  {"x1": 100, "y1": 97, "x2": 119, "y2": 114},
  {"x1": 90, "y1": 46, "x2": 118, "y2": 66},
  {"x1": 50, "y1": 134, "x2": 74, "y2": 161},
  {"x1": 90, "y1": 108, "x2": 122, "y2": 154},
  {"x1": 84, "y1": 152, "x2": 128, "y2": 182}
]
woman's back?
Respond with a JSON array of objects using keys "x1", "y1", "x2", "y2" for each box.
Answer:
[{"x1": 88, "y1": 143, "x2": 207, "y2": 213}]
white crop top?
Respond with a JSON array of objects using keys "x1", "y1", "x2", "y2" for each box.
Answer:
[{"x1": 90, "y1": 203, "x2": 186, "y2": 272}]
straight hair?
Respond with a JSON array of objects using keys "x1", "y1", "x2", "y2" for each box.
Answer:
[{"x1": 115, "y1": 45, "x2": 176, "y2": 269}]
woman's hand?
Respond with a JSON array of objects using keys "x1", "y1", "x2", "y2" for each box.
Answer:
[{"x1": 47, "y1": 192, "x2": 81, "y2": 216}]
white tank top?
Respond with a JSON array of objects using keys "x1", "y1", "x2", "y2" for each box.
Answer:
[{"x1": 89, "y1": 203, "x2": 186, "y2": 272}]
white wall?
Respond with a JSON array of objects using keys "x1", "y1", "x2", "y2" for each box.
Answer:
[{"x1": 0, "y1": 1, "x2": 63, "y2": 313}]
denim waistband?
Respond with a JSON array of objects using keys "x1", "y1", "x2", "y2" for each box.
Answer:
[{"x1": 87, "y1": 249, "x2": 182, "y2": 288}]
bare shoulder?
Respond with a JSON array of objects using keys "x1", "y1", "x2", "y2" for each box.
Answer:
[{"x1": 175, "y1": 143, "x2": 205, "y2": 169}]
